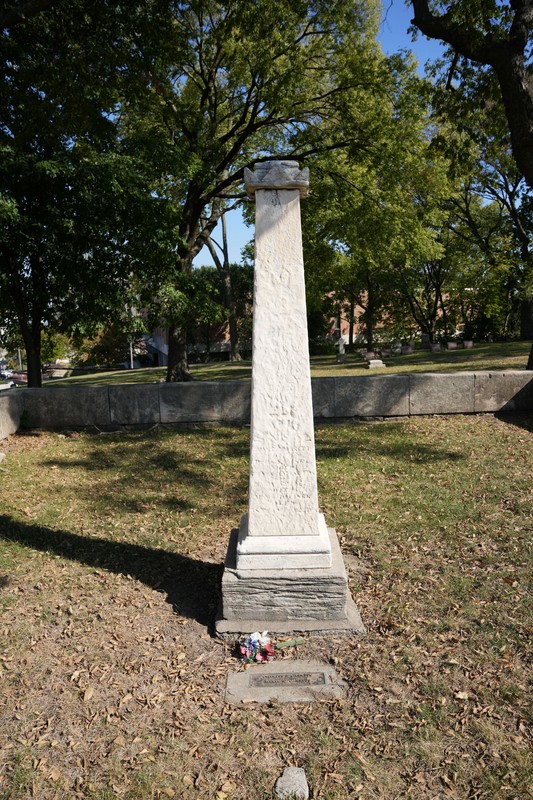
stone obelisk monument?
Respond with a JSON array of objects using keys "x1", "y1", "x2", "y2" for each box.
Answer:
[{"x1": 216, "y1": 160, "x2": 364, "y2": 636}]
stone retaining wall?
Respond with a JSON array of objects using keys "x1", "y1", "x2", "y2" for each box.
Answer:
[
  {"x1": 0, "y1": 390, "x2": 23, "y2": 440},
  {"x1": 0, "y1": 371, "x2": 531, "y2": 439}
]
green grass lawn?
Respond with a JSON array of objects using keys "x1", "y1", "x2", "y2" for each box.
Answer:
[
  {"x1": 45, "y1": 341, "x2": 532, "y2": 387},
  {"x1": 0, "y1": 415, "x2": 531, "y2": 799}
]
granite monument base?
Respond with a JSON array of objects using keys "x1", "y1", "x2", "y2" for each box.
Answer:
[{"x1": 216, "y1": 528, "x2": 365, "y2": 637}]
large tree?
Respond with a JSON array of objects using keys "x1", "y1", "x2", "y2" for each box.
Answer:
[
  {"x1": 429, "y1": 74, "x2": 533, "y2": 339},
  {"x1": 410, "y1": 0, "x2": 533, "y2": 189},
  {"x1": 411, "y1": 1, "x2": 533, "y2": 365},
  {"x1": 0, "y1": 2, "x2": 172, "y2": 386},
  {"x1": 301, "y1": 51, "x2": 453, "y2": 348},
  {"x1": 122, "y1": 0, "x2": 389, "y2": 380}
]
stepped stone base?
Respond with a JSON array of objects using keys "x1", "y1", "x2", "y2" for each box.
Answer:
[
  {"x1": 216, "y1": 528, "x2": 365, "y2": 637},
  {"x1": 236, "y1": 512, "x2": 333, "y2": 569}
]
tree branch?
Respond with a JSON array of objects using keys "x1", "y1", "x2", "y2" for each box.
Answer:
[
  {"x1": 410, "y1": 0, "x2": 505, "y2": 65},
  {"x1": 0, "y1": 0, "x2": 56, "y2": 29}
]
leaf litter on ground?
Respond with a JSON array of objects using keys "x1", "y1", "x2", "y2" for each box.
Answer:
[{"x1": 0, "y1": 416, "x2": 531, "y2": 799}]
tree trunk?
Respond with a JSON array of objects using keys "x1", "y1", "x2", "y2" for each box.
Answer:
[
  {"x1": 523, "y1": 295, "x2": 533, "y2": 370},
  {"x1": 19, "y1": 320, "x2": 42, "y2": 388},
  {"x1": 222, "y1": 268, "x2": 241, "y2": 361},
  {"x1": 348, "y1": 295, "x2": 355, "y2": 352},
  {"x1": 5, "y1": 252, "x2": 43, "y2": 387},
  {"x1": 366, "y1": 273, "x2": 375, "y2": 351},
  {"x1": 520, "y1": 297, "x2": 533, "y2": 340},
  {"x1": 494, "y1": 51, "x2": 533, "y2": 192},
  {"x1": 166, "y1": 325, "x2": 193, "y2": 382},
  {"x1": 438, "y1": 288, "x2": 449, "y2": 340},
  {"x1": 26, "y1": 344, "x2": 42, "y2": 388},
  {"x1": 410, "y1": 0, "x2": 533, "y2": 189},
  {"x1": 206, "y1": 213, "x2": 242, "y2": 361},
  {"x1": 527, "y1": 341, "x2": 533, "y2": 370}
]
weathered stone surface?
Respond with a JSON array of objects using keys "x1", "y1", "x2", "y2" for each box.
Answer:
[
  {"x1": 109, "y1": 384, "x2": 159, "y2": 425},
  {"x1": 22, "y1": 386, "x2": 110, "y2": 428},
  {"x1": 311, "y1": 378, "x2": 335, "y2": 418},
  {"x1": 160, "y1": 381, "x2": 221, "y2": 423},
  {"x1": 216, "y1": 601, "x2": 365, "y2": 637},
  {"x1": 274, "y1": 767, "x2": 310, "y2": 799},
  {"x1": 238, "y1": 161, "x2": 330, "y2": 562},
  {"x1": 235, "y1": 512, "x2": 332, "y2": 570},
  {"x1": 226, "y1": 662, "x2": 346, "y2": 708},
  {"x1": 217, "y1": 380, "x2": 251, "y2": 425},
  {"x1": 244, "y1": 160, "x2": 309, "y2": 198},
  {"x1": 474, "y1": 372, "x2": 533, "y2": 412},
  {"x1": 223, "y1": 532, "x2": 347, "y2": 620},
  {"x1": 11, "y1": 371, "x2": 533, "y2": 434},
  {"x1": 218, "y1": 528, "x2": 365, "y2": 632},
  {"x1": 409, "y1": 373, "x2": 475, "y2": 415},
  {"x1": 0, "y1": 391, "x2": 22, "y2": 440},
  {"x1": 160, "y1": 380, "x2": 251, "y2": 425},
  {"x1": 217, "y1": 159, "x2": 363, "y2": 633},
  {"x1": 334, "y1": 375, "x2": 409, "y2": 417}
]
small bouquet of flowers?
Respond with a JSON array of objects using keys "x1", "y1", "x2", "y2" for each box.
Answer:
[{"x1": 238, "y1": 631, "x2": 276, "y2": 663}]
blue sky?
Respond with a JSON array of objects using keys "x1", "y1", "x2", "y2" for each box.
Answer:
[{"x1": 195, "y1": 0, "x2": 445, "y2": 267}]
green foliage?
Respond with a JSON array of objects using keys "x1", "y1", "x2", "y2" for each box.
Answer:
[
  {"x1": 1, "y1": 0, "x2": 530, "y2": 381},
  {"x1": 302, "y1": 50, "x2": 454, "y2": 346},
  {"x1": 302, "y1": 30, "x2": 532, "y2": 346},
  {"x1": 0, "y1": 2, "x2": 176, "y2": 384},
  {"x1": 148, "y1": 267, "x2": 226, "y2": 335},
  {"x1": 40, "y1": 331, "x2": 71, "y2": 364},
  {"x1": 119, "y1": 0, "x2": 390, "y2": 375},
  {"x1": 73, "y1": 327, "x2": 145, "y2": 369}
]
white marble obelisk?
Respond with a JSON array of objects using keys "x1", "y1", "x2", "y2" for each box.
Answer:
[
  {"x1": 236, "y1": 161, "x2": 331, "y2": 570},
  {"x1": 217, "y1": 160, "x2": 364, "y2": 635}
]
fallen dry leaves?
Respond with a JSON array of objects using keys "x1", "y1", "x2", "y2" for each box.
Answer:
[{"x1": 0, "y1": 416, "x2": 531, "y2": 799}]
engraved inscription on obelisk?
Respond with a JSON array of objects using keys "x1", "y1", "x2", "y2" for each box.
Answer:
[{"x1": 236, "y1": 161, "x2": 332, "y2": 570}]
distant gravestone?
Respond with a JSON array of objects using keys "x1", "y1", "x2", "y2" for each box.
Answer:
[
  {"x1": 336, "y1": 335, "x2": 346, "y2": 363},
  {"x1": 216, "y1": 160, "x2": 364, "y2": 637}
]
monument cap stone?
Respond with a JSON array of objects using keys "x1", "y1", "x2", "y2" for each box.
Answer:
[{"x1": 244, "y1": 160, "x2": 309, "y2": 198}]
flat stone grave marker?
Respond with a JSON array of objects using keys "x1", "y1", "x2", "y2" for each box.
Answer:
[{"x1": 224, "y1": 660, "x2": 347, "y2": 704}]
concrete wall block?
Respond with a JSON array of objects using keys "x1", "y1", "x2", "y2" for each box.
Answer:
[
  {"x1": 0, "y1": 391, "x2": 23, "y2": 440},
  {"x1": 311, "y1": 378, "x2": 335, "y2": 418},
  {"x1": 160, "y1": 381, "x2": 223, "y2": 423},
  {"x1": 217, "y1": 381, "x2": 251, "y2": 425},
  {"x1": 160, "y1": 381, "x2": 250, "y2": 425},
  {"x1": 334, "y1": 375, "x2": 409, "y2": 417},
  {"x1": 22, "y1": 386, "x2": 111, "y2": 428},
  {"x1": 109, "y1": 384, "x2": 160, "y2": 425},
  {"x1": 409, "y1": 373, "x2": 475, "y2": 415},
  {"x1": 474, "y1": 371, "x2": 533, "y2": 412}
]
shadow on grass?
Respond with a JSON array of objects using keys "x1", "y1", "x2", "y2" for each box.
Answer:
[
  {"x1": 39, "y1": 430, "x2": 250, "y2": 519},
  {"x1": 0, "y1": 516, "x2": 222, "y2": 632},
  {"x1": 494, "y1": 412, "x2": 533, "y2": 434},
  {"x1": 315, "y1": 423, "x2": 468, "y2": 464}
]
